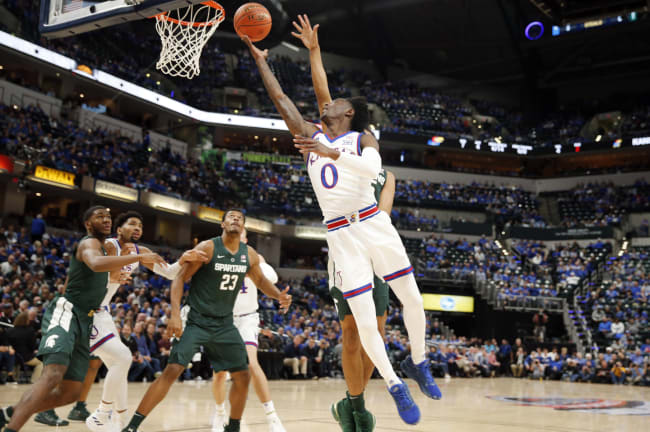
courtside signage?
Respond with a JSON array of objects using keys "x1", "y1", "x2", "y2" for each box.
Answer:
[
  {"x1": 294, "y1": 226, "x2": 327, "y2": 240},
  {"x1": 422, "y1": 294, "x2": 474, "y2": 313},
  {"x1": 142, "y1": 192, "x2": 191, "y2": 215},
  {"x1": 245, "y1": 217, "x2": 272, "y2": 234},
  {"x1": 198, "y1": 206, "x2": 225, "y2": 223},
  {"x1": 95, "y1": 180, "x2": 138, "y2": 202},
  {"x1": 32, "y1": 165, "x2": 75, "y2": 187}
]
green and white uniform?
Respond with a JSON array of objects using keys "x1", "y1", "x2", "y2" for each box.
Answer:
[
  {"x1": 168, "y1": 237, "x2": 250, "y2": 372},
  {"x1": 38, "y1": 236, "x2": 108, "y2": 381},
  {"x1": 329, "y1": 169, "x2": 391, "y2": 320}
]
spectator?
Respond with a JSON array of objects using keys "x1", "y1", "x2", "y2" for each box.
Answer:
[
  {"x1": 0, "y1": 320, "x2": 16, "y2": 384},
  {"x1": 283, "y1": 335, "x2": 307, "y2": 379},
  {"x1": 610, "y1": 361, "x2": 627, "y2": 385},
  {"x1": 30, "y1": 214, "x2": 46, "y2": 242},
  {"x1": 8, "y1": 312, "x2": 42, "y2": 383},
  {"x1": 532, "y1": 309, "x2": 548, "y2": 342}
]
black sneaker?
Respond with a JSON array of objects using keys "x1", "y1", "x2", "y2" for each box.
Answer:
[
  {"x1": 224, "y1": 422, "x2": 240, "y2": 432},
  {"x1": 0, "y1": 407, "x2": 9, "y2": 429},
  {"x1": 67, "y1": 403, "x2": 91, "y2": 421},
  {"x1": 35, "y1": 409, "x2": 70, "y2": 426}
]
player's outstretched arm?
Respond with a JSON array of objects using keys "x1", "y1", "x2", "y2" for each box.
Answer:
[
  {"x1": 241, "y1": 35, "x2": 318, "y2": 138},
  {"x1": 138, "y1": 245, "x2": 209, "y2": 280},
  {"x1": 246, "y1": 246, "x2": 291, "y2": 312},
  {"x1": 291, "y1": 14, "x2": 332, "y2": 116},
  {"x1": 79, "y1": 238, "x2": 163, "y2": 273},
  {"x1": 378, "y1": 170, "x2": 396, "y2": 214},
  {"x1": 168, "y1": 240, "x2": 213, "y2": 337}
]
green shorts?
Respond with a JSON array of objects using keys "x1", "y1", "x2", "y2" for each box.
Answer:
[
  {"x1": 169, "y1": 313, "x2": 248, "y2": 373},
  {"x1": 37, "y1": 297, "x2": 92, "y2": 382},
  {"x1": 330, "y1": 275, "x2": 390, "y2": 321}
]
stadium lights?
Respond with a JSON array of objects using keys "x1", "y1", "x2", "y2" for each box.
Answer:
[{"x1": 595, "y1": 134, "x2": 602, "y2": 142}]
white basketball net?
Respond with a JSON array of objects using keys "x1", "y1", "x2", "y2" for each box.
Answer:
[{"x1": 154, "y1": 2, "x2": 225, "y2": 79}]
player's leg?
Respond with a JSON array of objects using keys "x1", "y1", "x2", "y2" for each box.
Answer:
[
  {"x1": 5, "y1": 364, "x2": 83, "y2": 431},
  {"x1": 361, "y1": 312, "x2": 387, "y2": 388},
  {"x1": 67, "y1": 358, "x2": 101, "y2": 421},
  {"x1": 225, "y1": 369, "x2": 250, "y2": 432},
  {"x1": 205, "y1": 322, "x2": 250, "y2": 432},
  {"x1": 364, "y1": 212, "x2": 441, "y2": 400},
  {"x1": 88, "y1": 335, "x2": 132, "y2": 430},
  {"x1": 327, "y1": 231, "x2": 400, "y2": 387},
  {"x1": 6, "y1": 305, "x2": 91, "y2": 431},
  {"x1": 122, "y1": 324, "x2": 203, "y2": 431},
  {"x1": 211, "y1": 371, "x2": 228, "y2": 429},
  {"x1": 245, "y1": 344, "x2": 285, "y2": 431}
]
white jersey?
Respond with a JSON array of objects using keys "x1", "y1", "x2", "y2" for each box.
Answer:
[
  {"x1": 306, "y1": 130, "x2": 376, "y2": 221},
  {"x1": 232, "y1": 261, "x2": 278, "y2": 316},
  {"x1": 99, "y1": 238, "x2": 140, "y2": 308}
]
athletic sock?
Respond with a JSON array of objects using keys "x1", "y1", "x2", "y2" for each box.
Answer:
[
  {"x1": 348, "y1": 392, "x2": 366, "y2": 413},
  {"x1": 98, "y1": 401, "x2": 113, "y2": 413},
  {"x1": 215, "y1": 402, "x2": 226, "y2": 415},
  {"x1": 75, "y1": 401, "x2": 87, "y2": 410},
  {"x1": 126, "y1": 412, "x2": 146, "y2": 430},
  {"x1": 6, "y1": 407, "x2": 14, "y2": 418},
  {"x1": 262, "y1": 401, "x2": 275, "y2": 416},
  {"x1": 228, "y1": 418, "x2": 241, "y2": 428}
]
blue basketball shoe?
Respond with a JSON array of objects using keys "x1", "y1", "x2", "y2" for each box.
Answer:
[
  {"x1": 401, "y1": 355, "x2": 442, "y2": 399},
  {"x1": 388, "y1": 380, "x2": 420, "y2": 425}
]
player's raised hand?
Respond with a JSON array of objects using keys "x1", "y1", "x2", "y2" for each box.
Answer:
[
  {"x1": 139, "y1": 252, "x2": 165, "y2": 266},
  {"x1": 179, "y1": 249, "x2": 209, "y2": 265},
  {"x1": 278, "y1": 286, "x2": 292, "y2": 313},
  {"x1": 291, "y1": 14, "x2": 320, "y2": 50},
  {"x1": 293, "y1": 134, "x2": 336, "y2": 158},
  {"x1": 241, "y1": 35, "x2": 269, "y2": 61},
  {"x1": 168, "y1": 315, "x2": 183, "y2": 339}
]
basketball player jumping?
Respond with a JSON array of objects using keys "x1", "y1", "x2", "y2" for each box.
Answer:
[
  {"x1": 211, "y1": 227, "x2": 287, "y2": 432},
  {"x1": 121, "y1": 209, "x2": 291, "y2": 432},
  {"x1": 0, "y1": 206, "x2": 165, "y2": 432},
  {"x1": 291, "y1": 15, "x2": 398, "y2": 432},
  {"x1": 243, "y1": 32, "x2": 439, "y2": 425},
  {"x1": 67, "y1": 210, "x2": 208, "y2": 432}
]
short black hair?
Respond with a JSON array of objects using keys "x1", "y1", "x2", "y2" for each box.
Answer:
[
  {"x1": 347, "y1": 96, "x2": 370, "y2": 133},
  {"x1": 223, "y1": 208, "x2": 246, "y2": 222},
  {"x1": 83, "y1": 206, "x2": 108, "y2": 222},
  {"x1": 114, "y1": 211, "x2": 144, "y2": 231}
]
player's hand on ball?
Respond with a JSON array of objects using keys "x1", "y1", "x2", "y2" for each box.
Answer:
[
  {"x1": 241, "y1": 35, "x2": 269, "y2": 61},
  {"x1": 168, "y1": 315, "x2": 183, "y2": 339},
  {"x1": 291, "y1": 14, "x2": 320, "y2": 50},
  {"x1": 278, "y1": 286, "x2": 292, "y2": 313},
  {"x1": 293, "y1": 135, "x2": 335, "y2": 158},
  {"x1": 179, "y1": 249, "x2": 209, "y2": 265},
  {"x1": 139, "y1": 252, "x2": 165, "y2": 266}
]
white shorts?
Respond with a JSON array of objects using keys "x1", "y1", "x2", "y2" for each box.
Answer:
[
  {"x1": 233, "y1": 312, "x2": 260, "y2": 348},
  {"x1": 326, "y1": 207, "x2": 412, "y2": 299},
  {"x1": 89, "y1": 307, "x2": 127, "y2": 361}
]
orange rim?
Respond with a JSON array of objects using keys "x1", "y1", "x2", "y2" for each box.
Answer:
[{"x1": 152, "y1": 1, "x2": 225, "y2": 28}]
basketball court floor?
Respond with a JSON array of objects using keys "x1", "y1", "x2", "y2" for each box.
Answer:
[{"x1": 1, "y1": 378, "x2": 648, "y2": 431}]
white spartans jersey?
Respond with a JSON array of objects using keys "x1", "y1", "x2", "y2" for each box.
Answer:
[
  {"x1": 99, "y1": 238, "x2": 140, "y2": 307},
  {"x1": 232, "y1": 261, "x2": 278, "y2": 315},
  {"x1": 306, "y1": 130, "x2": 377, "y2": 221}
]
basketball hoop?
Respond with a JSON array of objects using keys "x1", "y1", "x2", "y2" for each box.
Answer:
[{"x1": 153, "y1": 1, "x2": 225, "y2": 79}]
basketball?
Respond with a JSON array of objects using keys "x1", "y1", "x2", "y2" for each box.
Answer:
[{"x1": 233, "y1": 2, "x2": 272, "y2": 42}]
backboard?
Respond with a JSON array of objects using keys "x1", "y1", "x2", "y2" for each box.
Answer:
[{"x1": 39, "y1": 0, "x2": 206, "y2": 38}]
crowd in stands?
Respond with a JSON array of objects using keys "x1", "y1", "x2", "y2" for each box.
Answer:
[
  {"x1": 1, "y1": 219, "x2": 649, "y2": 388},
  {"x1": 5, "y1": 0, "x2": 650, "y2": 144},
  {"x1": 426, "y1": 337, "x2": 650, "y2": 385},
  {"x1": 556, "y1": 181, "x2": 650, "y2": 228}
]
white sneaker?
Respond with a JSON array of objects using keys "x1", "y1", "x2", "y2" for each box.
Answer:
[
  {"x1": 267, "y1": 415, "x2": 286, "y2": 432},
  {"x1": 86, "y1": 409, "x2": 119, "y2": 432},
  {"x1": 211, "y1": 411, "x2": 227, "y2": 432}
]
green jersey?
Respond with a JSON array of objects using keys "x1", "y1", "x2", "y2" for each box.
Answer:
[
  {"x1": 371, "y1": 168, "x2": 387, "y2": 203},
  {"x1": 65, "y1": 236, "x2": 108, "y2": 313},
  {"x1": 188, "y1": 237, "x2": 250, "y2": 321}
]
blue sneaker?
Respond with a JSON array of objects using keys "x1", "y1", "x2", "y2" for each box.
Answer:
[
  {"x1": 388, "y1": 381, "x2": 420, "y2": 425},
  {"x1": 401, "y1": 355, "x2": 442, "y2": 400}
]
